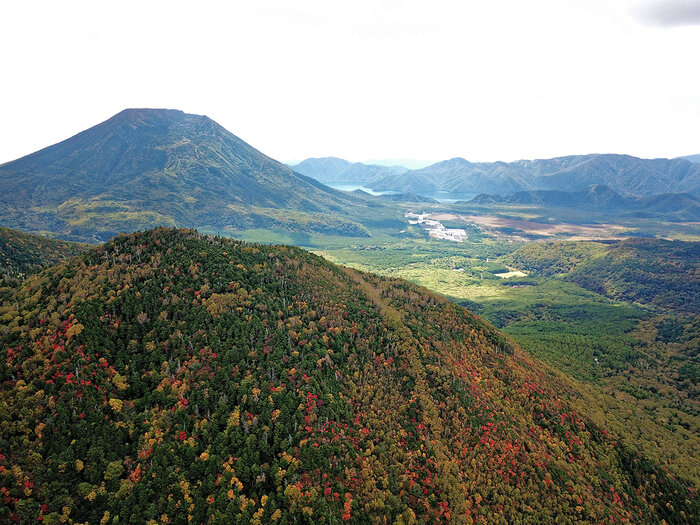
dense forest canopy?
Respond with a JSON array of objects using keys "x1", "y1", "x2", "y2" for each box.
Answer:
[
  {"x1": 505, "y1": 239, "x2": 700, "y2": 313},
  {"x1": 1, "y1": 228, "x2": 697, "y2": 524},
  {"x1": 0, "y1": 227, "x2": 87, "y2": 278}
]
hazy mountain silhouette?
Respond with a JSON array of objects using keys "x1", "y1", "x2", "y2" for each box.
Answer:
[{"x1": 369, "y1": 154, "x2": 700, "y2": 197}]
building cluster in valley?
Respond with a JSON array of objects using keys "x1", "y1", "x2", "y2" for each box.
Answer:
[{"x1": 405, "y1": 212, "x2": 467, "y2": 242}]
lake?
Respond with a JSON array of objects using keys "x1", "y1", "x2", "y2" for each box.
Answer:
[{"x1": 326, "y1": 183, "x2": 476, "y2": 203}]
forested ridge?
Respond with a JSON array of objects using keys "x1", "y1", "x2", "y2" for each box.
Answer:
[
  {"x1": 505, "y1": 239, "x2": 700, "y2": 313},
  {"x1": 0, "y1": 229, "x2": 697, "y2": 524},
  {"x1": 0, "y1": 227, "x2": 87, "y2": 278}
]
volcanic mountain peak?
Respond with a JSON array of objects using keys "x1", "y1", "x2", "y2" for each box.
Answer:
[{"x1": 0, "y1": 109, "x2": 372, "y2": 241}]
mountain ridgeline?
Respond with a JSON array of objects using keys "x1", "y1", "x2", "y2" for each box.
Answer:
[
  {"x1": 2, "y1": 108, "x2": 697, "y2": 245},
  {"x1": 0, "y1": 109, "x2": 377, "y2": 242},
  {"x1": 468, "y1": 185, "x2": 700, "y2": 221},
  {"x1": 505, "y1": 238, "x2": 700, "y2": 314},
  {"x1": 0, "y1": 228, "x2": 697, "y2": 524},
  {"x1": 290, "y1": 157, "x2": 408, "y2": 185},
  {"x1": 679, "y1": 154, "x2": 700, "y2": 164},
  {"x1": 297, "y1": 154, "x2": 700, "y2": 198},
  {"x1": 0, "y1": 226, "x2": 87, "y2": 278}
]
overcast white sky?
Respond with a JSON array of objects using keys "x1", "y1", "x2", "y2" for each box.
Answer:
[{"x1": 1, "y1": 0, "x2": 698, "y2": 165}]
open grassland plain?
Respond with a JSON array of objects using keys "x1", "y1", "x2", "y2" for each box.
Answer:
[
  {"x1": 421, "y1": 200, "x2": 700, "y2": 242},
  {"x1": 428, "y1": 213, "x2": 630, "y2": 241}
]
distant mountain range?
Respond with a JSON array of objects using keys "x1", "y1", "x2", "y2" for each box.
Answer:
[
  {"x1": 468, "y1": 185, "x2": 700, "y2": 221},
  {"x1": 290, "y1": 157, "x2": 407, "y2": 184},
  {"x1": 679, "y1": 154, "x2": 700, "y2": 164},
  {"x1": 2, "y1": 109, "x2": 697, "y2": 244},
  {"x1": 0, "y1": 109, "x2": 375, "y2": 242},
  {"x1": 366, "y1": 154, "x2": 700, "y2": 197},
  {"x1": 295, "y1": 154, "x2": 700, "y2": 198},
  {"x1": 361, "y1": 158, "x2": 434, "y2": 170}
]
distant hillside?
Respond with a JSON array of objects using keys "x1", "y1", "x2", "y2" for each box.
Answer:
[
  {"x1": 0, "y1": 226, "x2": 86, "y2": 277},
  {"x1": 470, "y1": 185, "x2": 627, "y2": 208},
  {"x1": 567, "y1": 239, "x2": 700, "y2": 313},
  {"x1": 505, "y1": 238, "x2": 700, "y2": 313},
  {"x1": 291, "y1": 157, "x2": 407, "y2": 184},
  {"x1": 372, "y1": 158, "x2": 527, "y2": 195},
  {"x1": 633, "y1": 193, "x2": 700, "y2": 221},
  {"x1": 469, "y1": 185, "x2": 700, "y2": 221},
  {"x1": 1, "y1": 228, "x2": 697, "y2": 523},
  {"x1": 0, "y1": 109, "x2": 375, "y2": 242},
  {"x1": 679, "y1": 154, "x2": 700, "y2": 164},
  {"x1": 363, "y1": 158, "x2": 434, "y2": 170},
  {"x1": 378, "y1": 191, "x2": 438, "y2": 203},
  {"x1": 369, "y1": 154, "x2": 700, "y2": 197}
]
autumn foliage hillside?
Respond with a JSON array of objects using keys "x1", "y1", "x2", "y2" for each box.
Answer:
[
  {"x1": 0, "y1": 226, "x2": 86, "y2": 278},
  {"x1": 0, "y1": 229, "x2": 697, "y2": 524}
]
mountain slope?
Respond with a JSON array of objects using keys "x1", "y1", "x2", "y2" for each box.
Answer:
[
  {"x1": 468, "y1": 186, "x2": 700, "y2": 221},
  {"x1": 0, "y1": 226, "x2": 87, "y2": 277},
  {"x1": 469, "y1": 185, "x2": 628, "y2": 208},
  {"x1": 1, "y1": 228, "x2": 697, "y2": 523},
  {"x1": 291, "y1": 157, "x2": 407, "y2": 184},
  {"x1": 566, "y1": 239, "x2": 700, "y2": 313},
  {"x1": 371, "y1": 158, "x2": 529, "y2": 195},
  {"x1": 633, "y1": 193, "x2": 700, "y2": 221},
  {"x1": 505, "y1": 238, "x2": 700, "y2": 313},
  {"x1": 370, "y1": 154, "x2": 700, "y2": 197},
  {"x1": 679, "y1": 154, "x2": 700, "y2": 164},
  {"x1": 0, "y1": 109, "x2": 374, "y2": 241}
]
